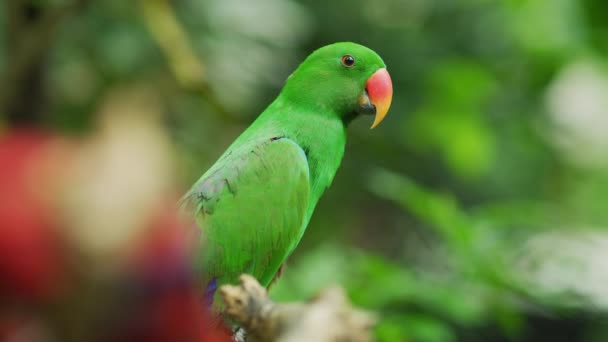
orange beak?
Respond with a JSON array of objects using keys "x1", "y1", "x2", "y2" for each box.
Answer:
[{"x1": 366, "y1": 68, "x2": 393, "y2": 129}]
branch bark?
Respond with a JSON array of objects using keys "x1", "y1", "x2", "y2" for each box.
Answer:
[{"x1": 220, "y1": 274, "x2": 376, "y2": 342}]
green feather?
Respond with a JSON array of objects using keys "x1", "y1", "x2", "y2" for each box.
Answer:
[{"x1": 181, "y1": 42, "x2": 387, "y2": 295}]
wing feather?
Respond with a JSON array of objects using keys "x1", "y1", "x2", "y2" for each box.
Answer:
[{"x1": 182, "y1": 137, "x2": 310, "y2": 288}]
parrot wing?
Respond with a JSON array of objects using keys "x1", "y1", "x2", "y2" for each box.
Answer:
[{"x1": 182, "y1": 137, "x2": 310, "y2": 288}]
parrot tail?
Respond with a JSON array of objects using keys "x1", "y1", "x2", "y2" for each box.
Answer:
[{"x1": 203, "y1": 278, "x2": 217, "y2": 306}]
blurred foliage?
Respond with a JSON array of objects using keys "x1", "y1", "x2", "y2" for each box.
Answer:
[{"x1": 3, "y1": 0, "x2": 608, "y2": 341}]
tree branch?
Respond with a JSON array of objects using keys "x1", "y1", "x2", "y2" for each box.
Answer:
[{"x1": 220, "y1": 274, "x2": 376, "y2": 342}]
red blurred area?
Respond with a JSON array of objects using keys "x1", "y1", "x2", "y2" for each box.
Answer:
[
  {"x1": 109, "y1": 285, "x2": 231, "y2": 342},
  {"x1": 0, "y1": 130, "x2": 229, "y2": 341},
  {"x1": 114, "y1": 206, "x2": 230, "y2": 341},
  {"x1": 0, "y1": 131, "x2": 66, "y2": 301},
  {"x1": 128, "y1": 204, "x2": 196, "y2": 283}
]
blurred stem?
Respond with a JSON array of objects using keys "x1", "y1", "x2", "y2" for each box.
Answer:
[
  {"x1": 0, "y1": 0, "x2": 89, "y2": 125},
  {"x1": 138, "y1": 0, "x2": 204, "y2": 88},
  {"x1": 138, "y1": 0, "x2": 234, "y2": 120},
  {"x1": 368, "y1": 169, "x2": 512, "y2": 283}
]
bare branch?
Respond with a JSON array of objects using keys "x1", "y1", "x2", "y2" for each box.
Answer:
[{"x1": 221, "y1": 274, "x2": 376, "y2": 342}]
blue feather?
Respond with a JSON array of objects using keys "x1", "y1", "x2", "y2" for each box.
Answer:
[{"x1": 203, "y1": 278, "x2": 217, "y2": 306}]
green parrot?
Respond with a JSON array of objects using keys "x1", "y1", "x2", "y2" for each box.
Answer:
[{"x1": 181, "y1": 42, "x2": 392, "y2": 301}]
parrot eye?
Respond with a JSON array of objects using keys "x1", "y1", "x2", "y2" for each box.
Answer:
[{"x1": 341, "y1": 55, "x2": 355, "y2": 67}]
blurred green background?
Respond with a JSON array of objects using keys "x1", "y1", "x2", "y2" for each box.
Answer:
[{"x1": 3, "y1": 0, "x2": 608, "y2": 341}]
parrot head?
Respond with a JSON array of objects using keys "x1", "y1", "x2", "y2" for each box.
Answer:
[{"x1": 282, "y1": 42, "x2": 393, "y2": 128}]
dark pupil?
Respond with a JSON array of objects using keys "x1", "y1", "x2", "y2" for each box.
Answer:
[{"x1": 344, "y1": 56, "x2": 354, "y2": 66}]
